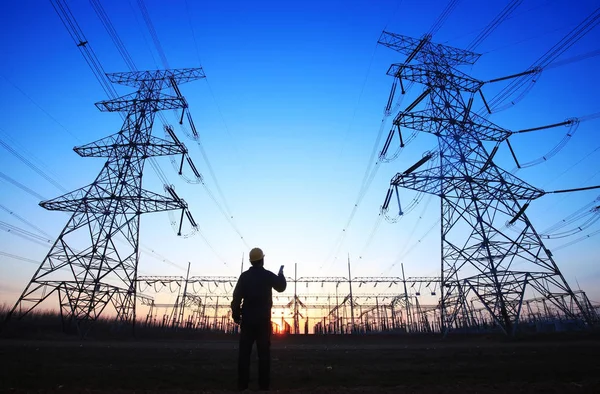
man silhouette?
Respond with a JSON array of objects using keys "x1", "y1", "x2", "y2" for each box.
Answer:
[{"x1": 231, "y1": 247, "x2": 287, "y2": 391}]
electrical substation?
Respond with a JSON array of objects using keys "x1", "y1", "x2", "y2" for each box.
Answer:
[{"x1": 3, "y1": 0, "x2": 600, "y2": 338}]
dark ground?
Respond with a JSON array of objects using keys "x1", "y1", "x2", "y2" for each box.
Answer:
[{"x1": 1, "y1": 333, "x2": 599, "y2": 393}]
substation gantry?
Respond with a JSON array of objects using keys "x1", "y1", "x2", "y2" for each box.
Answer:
[
  {"x1": 6, "y1": 68, "x2": 205, "y2": 335},
  {"x1": 378, "y1": 32, "x2": 596, "y2": 336},
  {"x1": 137, "y1": 271, "x2": 442, "y2": 335}
]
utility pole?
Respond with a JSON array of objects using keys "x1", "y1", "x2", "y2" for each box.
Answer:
[
  {"x1": 360, "y1": 304, "x2": 364, "y2": 331},
  {"x1": 178, "y1": 262, "x2": 191, "y2": 328},
  {"x1": 293, "y1": 263, "x2": 299, "y2": 334},
  {"x1": 390, "y1": 300, "x2": 396, "y2": 330},
  {"x1": 202, "y1": 292, "x2": 208, "y2": 329},
  {"x1": 375, "y1": 296, "x2": 381, "y2": 331},
  {"x1": 401, "y1": 263, "x2": 411, "y2": 332},
  {"x1": 347, "y1": 254, "x2": 355, "y2": 333},
  {"x1": 327, "y1": 296, "x2": 331, "y2": 333},
  {"x1": 214, "y1": 296, "x2": 219, "y2": 331},
  {"x1": 335, "y1": 283, "x2": 340, "y2": 334}
]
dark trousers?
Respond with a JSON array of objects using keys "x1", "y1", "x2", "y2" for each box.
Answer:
[{"x1": 238, "y1": 320, "x2": 271, "y2": 390}]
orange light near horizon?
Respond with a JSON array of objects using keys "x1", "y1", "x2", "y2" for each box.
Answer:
[{"x1": 271, "y1": 320, "x2": 281, "y2": 335}]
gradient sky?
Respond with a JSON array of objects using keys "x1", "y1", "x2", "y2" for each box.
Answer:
[{"x1": 1, "y1": 0, "x2": 599, "y2": 311}]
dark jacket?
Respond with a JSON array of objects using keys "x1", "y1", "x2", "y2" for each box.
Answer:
[{"x1": 231, "y1": 265, "x2": 287, "y2": 325}]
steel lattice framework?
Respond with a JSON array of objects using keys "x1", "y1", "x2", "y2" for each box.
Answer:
[
  {"x1": 7, "y1": 68, "x2": 204, "y2": 334},
  {"x1": 136, "y1": 274, "x2": 441, "y2": 334},
  {"x1": 379, "y1": 32, "x2": 594, "y2": 336}
]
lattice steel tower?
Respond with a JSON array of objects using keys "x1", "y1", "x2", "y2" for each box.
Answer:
[
  {"x1": 379, "y1": 32, "x2": 594, "y2": 335},
  {"x1": 7, "y1": 68, "x2": 204, "y2": 334}
]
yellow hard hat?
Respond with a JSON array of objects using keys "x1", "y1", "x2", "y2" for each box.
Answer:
[{"x1": 249, "y1": 247, "x2": 264, "y2": 262}]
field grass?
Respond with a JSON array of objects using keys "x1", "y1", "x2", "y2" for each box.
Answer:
[{"x1": 1, "y1": 332, "x2": 600, "y2": 393}]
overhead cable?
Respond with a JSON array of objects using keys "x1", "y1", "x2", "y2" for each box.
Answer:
[
  {"x1": 320, "y1": 0, "x2": 465, "y2": 271},
  {"x1": 484, "y1": 7, "x2": 600, "y2": 113}
]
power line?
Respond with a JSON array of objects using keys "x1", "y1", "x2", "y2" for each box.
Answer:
[
  {"x1": 183, "y1": 0, "x2": 240, "y2": 161},
  {"x1": 127, "y1": 0, "x2": 159, "y2": 68},
  {"x1": 427, "y1": 0, "x2": 460, "y2": 36},
  {"x1": 357, "y1": 214, "x2": 384, "y2": 259},
  {"x1": 337, "y1": 39, "x2": 380, "y2": 159},
  {"x1": 0, "y1": 251, "x2": 40, "y2": 265},
  {"x1": 0, "y1": 172, "x2": 47, "y2": 201},
  {"x1": 381, "y1": 217, "x2": 440, "y2": 276},
  {"x1": 484, "y1": 6, "x2": 600, "y2": 113},
  {"x1": 543, "y1": 145, "x2": 600, "y2": 188},
  {"x1": 0, "y1": 221, "x2": 53, "y2": 247},
  {"x1": 138, "y1": 243, "x2": 187, "y2": 272},
  {"x1": 320, "y1": 0, "x2": 515, "y2": 271},
  {"x1": 553, "y1": 228, "x2": 600, "y2": 251},
  {"x1": 0, "y1": 73, "x2": 81, "y2": 143},
  {"x1": 0, "y1": 203, "x2": 53, "y2": 239},
  {"x1": 0, "y1": 137, "x2": 68, "y2": 193},
  {"x1": 0, "y1": 20, "x2": 197, "y2": 284},
  {"x1": 540, "y1": 196, "x2": 600, "y2": 239},
  {"x1": 444, "y1": 0, "x2": 528, "y2": 50},
  {"x1": 58, "y1": 3, "x2": 220, "y2": 277},
  {"x1": 136, "y1": 0, "x2": 170, "y2": 69},
  {"x1": 546, "y1": 47, "x2": 600, "y2": 70},
  {"x1": 0, "y1": 128, "x2": 67, "y2": 186},
  {"x1": 89, "y1": 0, "x2": 137, "y2": 71},
  {"x1": 47, "y1": 0, "x2": 229, "y2": 276},
  {"x1": 131, "y1": 0, "x2": 246, "y2": 247},
  {"x1": 467, "y1": 0, "x2": 523, "y2": 51},
  {"x1": 51, "y1": 0, "x2": 175, "y2": 191},
  {"x1": 50, "y1": 0, "x2": 119, "y2": 99}
]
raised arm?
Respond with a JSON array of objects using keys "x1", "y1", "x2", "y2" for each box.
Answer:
[{"x1": 272, "y1": 270, "x2": 287, "y2": 293}]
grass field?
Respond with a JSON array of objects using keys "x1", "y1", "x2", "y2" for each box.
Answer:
[{"x1": 1, "y1": 332, "x2": 600, "y2": 393}]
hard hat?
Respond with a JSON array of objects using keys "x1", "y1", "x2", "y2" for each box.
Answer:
[{"x1": 249, "y1": 247, "x2": 264, "y2": 262}]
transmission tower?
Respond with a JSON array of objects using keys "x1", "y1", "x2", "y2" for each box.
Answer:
[
  {"x1": 7, "y1": 68, "x2": 204, "y2": 335},
  {"x1": 379, "y1": 32, "x2": 594, "y2": 335}
]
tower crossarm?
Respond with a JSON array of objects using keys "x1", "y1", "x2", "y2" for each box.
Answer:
[
  {"x1": 187, "y1": 276, "x2": 238, "y2": 284},
  {"x1": 378, "y1": 31, "x2": 480, "y2": 65},
  {"x1": 74, "y1": 134, "x2": 186, "y2": 158},
  {"x1": 327, "y1": 294, "x2": 352, "y2": 316},
  {"x1": 387, "y1": 64, "x2": 484, "y2": 92},
  {"x1": 40, "y1": 187, "x2": 188, "y2": 214},
  {"x1": 181, "y1": 295, "x2": 203, "y2": 307},
  {"x1": 390, "y1": 166, "x2": 544, "y2": 201},
  {"x1": 295, "y1": 276, "x2": 348, "y2": 283},
  {"x1": 413, "y1": 304, "x2": 441, "y2": 312},
  {"x1": 353, "y1": 276, "x2": 441, "y2": 283},
  {"x1": 271, "y1": 293, "x2": 399, "y2": 300},
  {"x1": 34, "y1": 253, "x2": 126, "y2": 279},
  {"x1": 278, "y1": 302, "x2": 338, "y2": 310},
  {"x1": 394, "y1": 109, "x2": 512, "y2": 141},
  {"x1": 95, "y1": 92, "x2": 186, "y2": 112},
  {"x1": 139, "y1": 297, "x2": 155, "y2": 306},
  {"x1": 377, "y1": 32, "x2": 431, "y2": 58},
  {"x1": 106, "y1": 68, "x2": 206, "y2": 88},
  {"x1": 137, "y1": 275, "x2": 186, "y2": 285},
  {"x1": 390, "y1": 167, "x2": 443, "y2": 196},
  {"x1": 352, "y1": 294, "x2": 397, "y2": 301},
  {"x1": 135, "y1": 293, "x2": 155, "y2": 305}
]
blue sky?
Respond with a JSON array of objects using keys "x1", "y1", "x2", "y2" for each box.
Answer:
[{"x1": 1, "y1": 0, "x2": 599, "y2": 311}]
